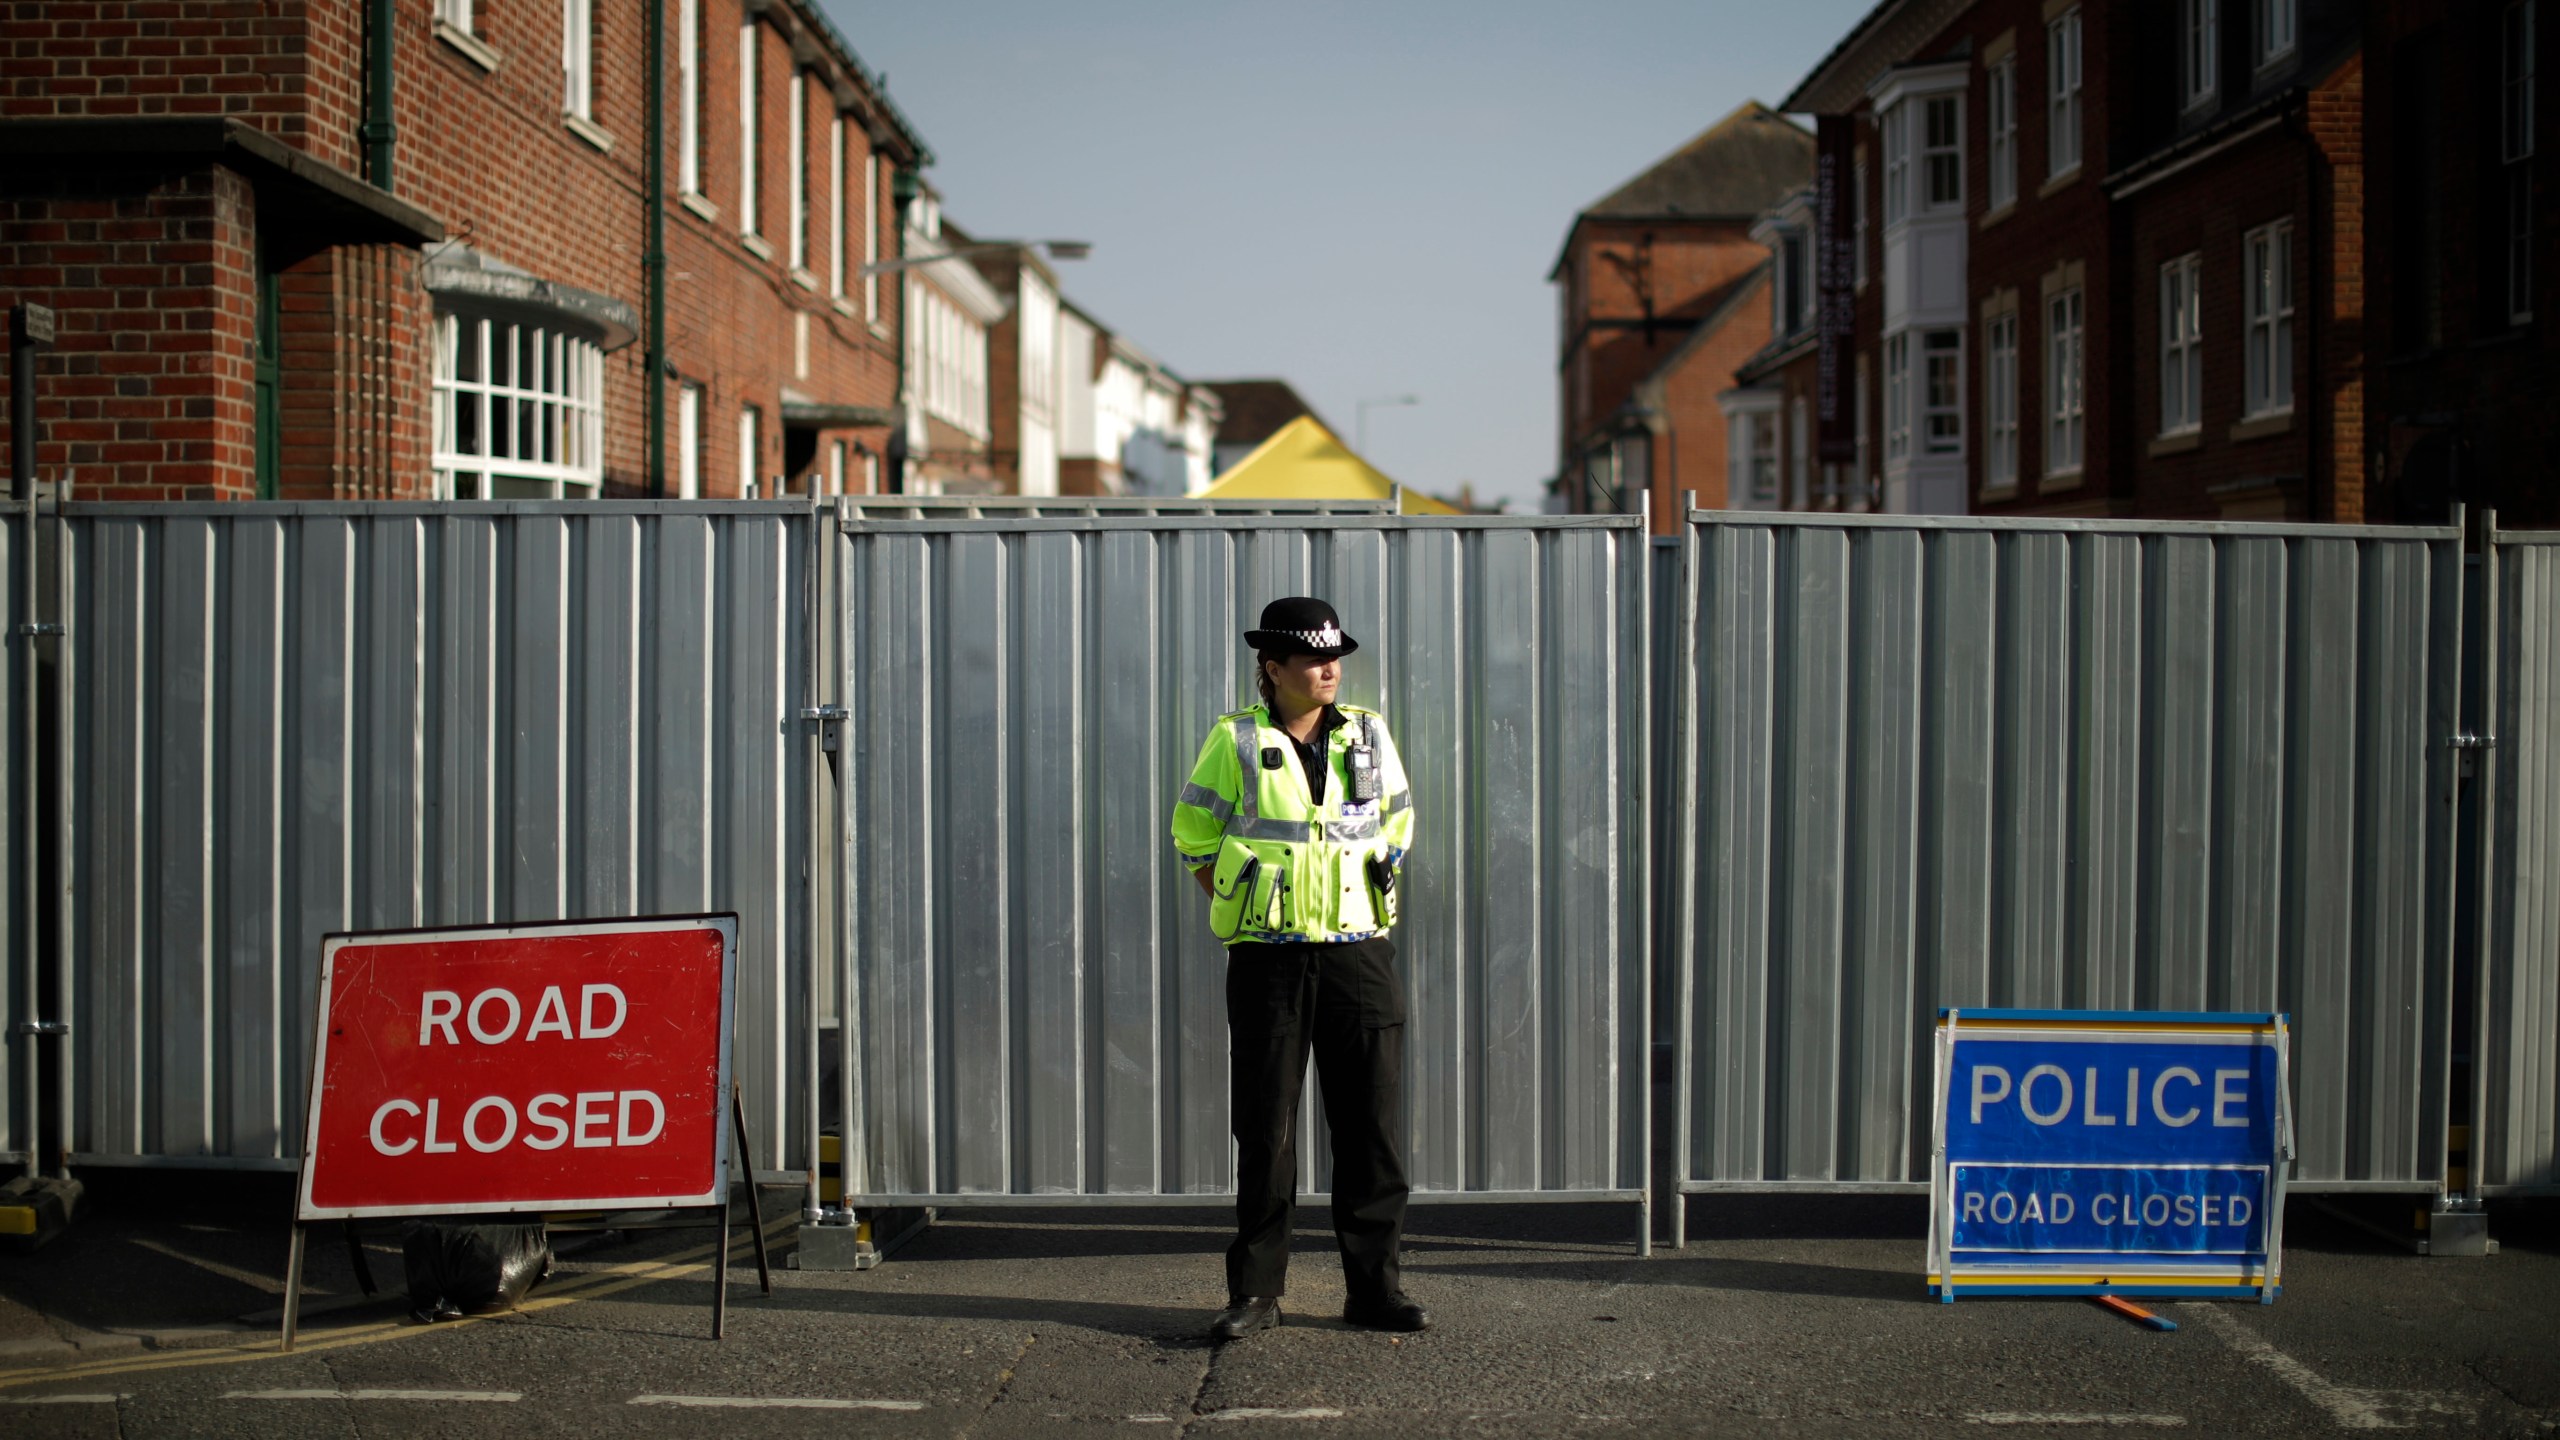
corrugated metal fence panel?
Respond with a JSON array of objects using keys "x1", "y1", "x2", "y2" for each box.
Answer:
[
  {"x1": 838, "y1": 497, "x2": 1391, "y2": 520},
  {"x1": 1, "y1": 512, "x2": 20, "y2": 1165},
  {"x1": 2481, "y1": 529, "x2": 2560, "y2": 1194},
  {"x1": 1680, "y1": 513, "x2": 2461, "y2": 1192},
  {"x1": 838, "y1": 515, "x2": 1649, "y2": 1201},
  {"x1": 61, "y1": 502, "x2": 819, "y2": 1170}
]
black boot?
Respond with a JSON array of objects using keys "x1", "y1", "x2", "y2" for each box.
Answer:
[
  {"x1": 1342, "y1": 1290, "x2": 1428, "y2": 1332},
  {"x1": 1209, "y1": 1295, "x2": 1282, "y2": 1342}
]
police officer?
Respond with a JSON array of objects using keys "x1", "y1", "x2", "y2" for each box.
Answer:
[{"x1": 1169, "y1": 597, "x2": 1427, "y2": 1342}]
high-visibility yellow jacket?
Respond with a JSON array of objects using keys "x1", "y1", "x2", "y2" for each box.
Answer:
[{"x1": 1170, "y1": 703, "x2": 1414, "y2": 945}]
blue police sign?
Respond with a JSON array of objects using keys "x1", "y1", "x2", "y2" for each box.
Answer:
[{"x1": 1928, "y1": 1009, "x2": 2294, "y2": 1303}]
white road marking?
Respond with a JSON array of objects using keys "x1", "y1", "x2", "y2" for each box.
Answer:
[
  {"x1": 127, "y1": 1237, "x2": 291, "y2": 1295},
  {"x1": 1203, "y1": 1408, "x2": 1347, "y2": 1421},
  {"x1": 1967, "y1": 1415, "x2": 2186, "y2": 1428},
  {"x1": 1, "y1": 1393, "x2": 129, "y2": 1404},
  {"x1": 629, "y1": 1395, "x2": 925, "y2": 1410},
  {"x1": 224, "y1": 1389, "x2": 522, "y2": 1402},
  {"x1": 2187, "y1": 1305, "x2": 2471, "y2": 1430}
]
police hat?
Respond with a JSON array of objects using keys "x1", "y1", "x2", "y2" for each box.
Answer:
[{"x1": 1244, "y1": 596, "x2": 1359, "y2": 659}]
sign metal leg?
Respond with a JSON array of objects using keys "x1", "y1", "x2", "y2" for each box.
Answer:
[
  {"x1": 280, "y1": 1224, "x2": 307, "y2": 1353},
  {"x1": 712, "y1": 1195, "x2": 731, "y2": 1339},
  {"x1": 734, "y1": 1082, "x2": 772, "y2": 1294}
]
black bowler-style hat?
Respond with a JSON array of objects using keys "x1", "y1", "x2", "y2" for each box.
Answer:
[{"x1": 1244, "y1": 596, "x2": 1360, "y2": 658}]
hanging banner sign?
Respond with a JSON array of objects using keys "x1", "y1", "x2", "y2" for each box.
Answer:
[
  {"x1": 1928, "y1": 1009, "x2": 2294, "y2": 1302},
  {"x1": 297, "y1": 915, "x2": 737, "y2": 1220}
]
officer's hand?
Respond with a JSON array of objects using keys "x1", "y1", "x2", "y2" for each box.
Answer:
[{"x1": 1192, "y1": 864, "x2": 1215, "y2": 898}]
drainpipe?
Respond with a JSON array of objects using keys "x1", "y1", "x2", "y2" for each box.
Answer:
[
  {"x1": 644, "y1": 0, "x2": 666, "y2": 495},
  {"x1": 888, "y1": 164, "x2": 919, "y2": 494},
  {"x1": 362, "y1": 0, "x2": 394, "y2": 190}
]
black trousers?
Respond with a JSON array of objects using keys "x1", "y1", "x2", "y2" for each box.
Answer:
[{"x1": 1224, "y1": 936, "x2": 1410, "y2": 1302}]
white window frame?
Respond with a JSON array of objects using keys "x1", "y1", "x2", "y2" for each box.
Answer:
[
  {"x1": 562, "y1": 0, "x2": 593, "y2": 121},
  {"x1": 1882, "y1": 103, "x2": 1909, "y2": 227},
  {"x1": 738, "y1": 404, "x2": 761, "y2": 497},
  {"x1": 1886, "y1": 331, "x2": 1912, "y2": 462},
  {"x1": 2048, "y1": 7, "x2": 2083, "y2": 178},
  {"x1": 431, "y1": 311, "x2": 605, "y2": 499},
  {"x1": 829, "y1": 439, "x2": 846, "y2": 498},
  {"x1": 788, "y1": 71, "x2": 809, "y2": 271},
  {"x1": 864, "y1": 153, "x2": 881, "y2": 319},
  {"x1": 1852, "y1": 158, "x2": 1869, "y2": 287},
  {"x1": 2160, "y1": 253, "x2": 2203, "y2": 435},
  {"x1": 2047, "y1": 286, "x2": 2086, "y2": 475},
  {"x1": 2506, "y1": 0, "x2": 2538, "y2": 325},
  {"x1": 2256, "y1": 0, "x2": 2298, "y2": 67},
  {"x1": 1921, "y1": 329, "x2": 1963, "y2": 455},
  {"x1": 437, "y1": 0, "x2": 473, "y2": 36},
  {"x1": 830, "y1": 113, "x2": 846, "y2": 299},
  {"x1": 1921, "y1": 93, "x2": 1963, "y2": 213},
  {"x1": 676, "y1": 383, "x2": 702, "y2": 499},
  {"x1": 2183, "y1": 0, "x2": 2220, "y2": 112},
  {"x1": 738, "y1": 19, "x2": 760, "y2": 237},
  {"x1": 1984, "y1": 311, "x2": 2019, "y2": 491},
  {"x1": 677, "y1": 0, "x2": 701, "y2": 194},
  {"x1": 1989, "y1": 56, "x2": 2018, "y2": 211},
  {"x1": 2244, "y1": 221, "x2": 2295, "y2": 417},
  {"x1": 1747, "y1": 409, "x2": 1780, "y2": 504}
]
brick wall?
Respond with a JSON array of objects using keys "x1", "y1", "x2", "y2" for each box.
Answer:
[
  {"x1": 1, "y1": 1, "x2": 361, "y2": 170},
  {"x1": 274, "y1": 241, "x2": 429, "y2": 499},
  {"x1": 1560, "y1": 217, "x2": 1768, "y2": 457},
  {"x1": 2361, "y1": 0, "x2": 2559, "y2": 527},
  {"x1": 1954, "y1": 0, "x2": 2121, "y2": 515},
  {"x1": 0, "y1": 165, "x2": 258, "y2": 498},
  {"x1": 5, "y1": 0, "x2": 913, "y2": 500},
  {"x1": 1652, "y1": 278, "x2": 1776, "y2": 510}
]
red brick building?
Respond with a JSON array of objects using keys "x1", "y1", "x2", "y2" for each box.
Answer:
[
  {"x1": 2, "y1": 0, "x2": 926, "y2": 501},
  {"x1": 1550, "y1": 101, "x2": 1815, "y2": 531},
  {"x1": 1770, "y1": 0, "x2": 2397, "y2": 522}
]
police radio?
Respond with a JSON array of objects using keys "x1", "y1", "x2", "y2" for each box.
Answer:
[{"x1": 1346, "y1": 743, "x2": 1381, "y2": 803}]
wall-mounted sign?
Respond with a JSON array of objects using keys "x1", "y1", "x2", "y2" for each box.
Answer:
[{"x1": 1928, "y1": 1009, "x2": 2293, "y2": 1302}]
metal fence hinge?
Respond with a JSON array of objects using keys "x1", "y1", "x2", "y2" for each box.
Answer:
[
  {"x1": 9, "y1": 1019, "x2": 69, "y2": 1037},
  {"x1": 2447, "y1": 732, "x2": 2498, "y2": 750},
  {"x1": 799, "y1": 703, "x2": 849, "y2": 752},
  {"x1": 13, "y1": 621, "x2": 63, "y2": 637}
]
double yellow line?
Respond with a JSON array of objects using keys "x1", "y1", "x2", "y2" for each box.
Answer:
[{"x1": 0, "y1": 1219, "x2": 789, "y2": 1393}]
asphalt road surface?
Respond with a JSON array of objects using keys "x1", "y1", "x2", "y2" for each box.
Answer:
[{"x1": 1, "y1": 1180, "x2": 2553, "y2": 1437}]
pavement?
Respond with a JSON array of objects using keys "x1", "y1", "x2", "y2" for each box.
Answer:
[{"x1": 0, "y1": 1175, "x2": 2554, "y2": 1437}]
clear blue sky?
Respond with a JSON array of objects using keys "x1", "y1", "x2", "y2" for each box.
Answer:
[{"x1": 823, "y1": 0, "x2": 1873, "y2": 509}]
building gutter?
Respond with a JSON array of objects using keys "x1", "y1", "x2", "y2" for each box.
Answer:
[
  {"x1": 645, "y1": 0, "x2": 666, "y2": 495},
  {"x1": 362, "y1": 0, "x2": 394, "y2": 189},
  {"x1": 889, "y1": 165, "x2": 919, "y2": 493},
  {"x1": 2105, "y1": 110, "x2": 2289, "y2": 200}
]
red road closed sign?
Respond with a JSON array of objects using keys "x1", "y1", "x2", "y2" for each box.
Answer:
[{"x1": 297, "y1": 915, "x2": 737, "y2": 1220}]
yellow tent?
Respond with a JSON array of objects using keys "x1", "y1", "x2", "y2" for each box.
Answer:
[{"x1": 1190, "y1": 415, "x2": 1464, "y2": 515}]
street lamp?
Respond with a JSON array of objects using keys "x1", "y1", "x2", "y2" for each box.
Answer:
[
  {"x1": 859, "y1": 239, "x2": 1091, "y2": 277},
  {"x1": 1356, "y1": 394, "x2": 1419, "y2": 454}
]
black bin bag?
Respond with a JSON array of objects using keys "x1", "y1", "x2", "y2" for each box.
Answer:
[{"x1": 401, "y1": 1219, "x2": 554, "y2": 1322}]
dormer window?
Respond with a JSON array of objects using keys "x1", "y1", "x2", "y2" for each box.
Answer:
[{"x1": 2183, "y1": 0, "x2": 2220, "y2": 112}]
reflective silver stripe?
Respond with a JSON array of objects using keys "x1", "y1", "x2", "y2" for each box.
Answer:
[
  {"x1": 1177, "y1": 781, "x2": 1234, "y2": 824},
  {"x1": 1324, "y1": 815, "x2": 1379, "y2": 842},
  {"x1": 1230, "y1": 714, "x2": 1262, "y2": 821},
  {"x1": 1230, "y1": 816, "x2": 1316, "y2": 843},
  {"x1": 1382, "y1": 789, "x2": 1410, "y2": 815}
]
